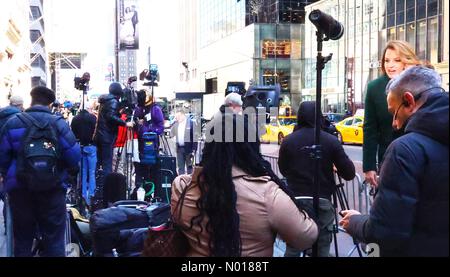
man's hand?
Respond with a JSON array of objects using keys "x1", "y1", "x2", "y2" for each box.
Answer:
[
  {"x1": 126, "y1": 121, "x2": 135, "y2": 128},
  {"x1": 364, "y1": 171, "x2": 378, "y2": 188},
  {"x1": 339, "y1": 210, "x2": 361, "y2": 230},
  {"x1": 138, "y1": 119, "x2": 145, "y2": 126}
]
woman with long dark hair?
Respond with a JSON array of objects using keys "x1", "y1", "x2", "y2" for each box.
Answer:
[{"x1": 171, "y1": 113, "x2": 318, "y2": 257}]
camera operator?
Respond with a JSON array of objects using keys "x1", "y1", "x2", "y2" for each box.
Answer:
[
  {"x1": 132, "y1": 89, "x2": 165, "y2": 199},
  {"x1": 278, "y1": 101, "x2": 355, "y2": 257},
  {"x1": 94, "y1": 82, "x2": 134, "y2": 176}
]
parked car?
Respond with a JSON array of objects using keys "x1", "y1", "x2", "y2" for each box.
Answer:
[
  {"x1": 260, "y1": 116, "x2": 297, "y2": 145},
  {"x1": 335, "y1": 116, "x2": 364, "y2": 145}
]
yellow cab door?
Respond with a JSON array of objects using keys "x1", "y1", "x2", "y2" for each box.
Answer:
[{"x1": 350, "y1": 117, "x2": 364, "y2": 144}]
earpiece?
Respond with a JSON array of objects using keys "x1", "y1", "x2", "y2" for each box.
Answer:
[{"x1": 402, "y1": 97, "x2": 410, "y2": 108}]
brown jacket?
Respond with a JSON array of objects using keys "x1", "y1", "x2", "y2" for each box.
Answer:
[{"x1": 171, "y1": 166, "x2": 318, "y2": 257}]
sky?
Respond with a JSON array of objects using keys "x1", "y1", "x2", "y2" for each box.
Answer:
[{"x1": 45, "y1": 0, "x2": 179, "y2": 99}]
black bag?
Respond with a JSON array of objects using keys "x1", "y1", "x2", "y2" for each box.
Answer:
[
  {"x1": 90, "y1": 206, "x2": 149, "y2": 256},
  {"x1": 16, "y1": 113, "x2": 61, "y2": 191},
  {"x1": 159, "y1": 156, "x2": 177, "y2": 202},
  {"x1": 103, "y1": 173, "x2": 127, "y2": 207}
]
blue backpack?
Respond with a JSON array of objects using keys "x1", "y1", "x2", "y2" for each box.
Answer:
[{"x1": 16, "y1": 113, "x2": 61, "y2": 191}]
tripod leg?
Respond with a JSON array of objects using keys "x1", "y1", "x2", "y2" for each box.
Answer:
[{"x1": 332, "y1": 193, "x2": 340, "y2": 257}]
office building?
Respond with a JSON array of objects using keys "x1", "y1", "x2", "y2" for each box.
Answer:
[{"x1": 303, "y1": 0, "x2": 448, "y2": 113}]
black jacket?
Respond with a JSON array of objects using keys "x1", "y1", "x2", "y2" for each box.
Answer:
[
  {"x1": 71, "y1": 110, "x2": 97, "y2": 146},
  {"x1": 348, "y1": 90, "x2": 449, "y2": 256},
  {"x1": 278, "y1": 102, "x2": 355, "y2": 200},
  {"x1": 94, "y1": 94, "x2": 126, "y2": 144}
]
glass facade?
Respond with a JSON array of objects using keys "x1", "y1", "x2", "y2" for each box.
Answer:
[
  {"x1": 303, "y1": 0, "x2": 445, "y2": 114},
  {"x1": 253, "y1": 24, "x2": 303, "y2": 102},
  {"x1": 246, "y1": 0, "x2": 319, "y2": 25},
  {"x1": 385, "y1": 0, "x2": 444, "y2": 64},
  {"x1": 199, "y1": 0, "x2": 246, "y2": 47}
]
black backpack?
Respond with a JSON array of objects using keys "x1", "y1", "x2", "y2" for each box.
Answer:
[{"x1": 16, "y1": 113, "x2": 61, "y2": 191}]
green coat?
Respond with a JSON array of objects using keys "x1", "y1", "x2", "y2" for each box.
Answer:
[{"x1": 363, "y1": 75, "x2": 401, "y2": 172}]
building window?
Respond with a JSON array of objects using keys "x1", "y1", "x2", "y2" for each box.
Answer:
[
  {"x1": 406, "y1": 0, "x2": 415, "y2": 23},
  {"x1": 30, "y1": 30, "x2": 41, "y2": 43},
  {"x1": 387, "y1": 27, "x2": 396, "y2": 41},
  {"x1": 30, "y1": 6, "x2": 41, "y2": 20},
  {"x1": 397, "y1": 25, "x2": 405, "y2": 41},
  {"x1": 406, "y1": 22, "x2": 416, "y2": 48},
  {"x1": 262, "y1": 40, "x2": 291, "y2": 59},
  {"x1": 416, "y1": 19, "x2": 427, "y2": 59},
  {"x1": 417, "y1": 0, "x2": 426, "y2": 19},
  {"x1": 428, "y1": 0, "x2": 439, "y2": 16},
  {"x1": 427, "y1": 17, "x2": 439, "y2": 64}
]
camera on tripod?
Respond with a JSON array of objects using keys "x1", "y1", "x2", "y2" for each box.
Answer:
[
  {"x1": 74, "y1": 72, "x2": 90, "y2": 92},
  {"x1": 140, "y1": 64, "x2": 159, "y2": 87},
  {"x1": 120, "y1": 76, "x2": 139, "y2": 113}
]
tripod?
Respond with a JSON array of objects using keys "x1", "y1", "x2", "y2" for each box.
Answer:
[
  {"x1": 113, "y1": 112, "x2": 136, "y2": 199},
  {"x1": 331, "y1": 175, "x2": 363, "y2": 257}
]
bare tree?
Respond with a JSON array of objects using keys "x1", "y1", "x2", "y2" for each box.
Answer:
[{"x1": 249, "y1": 0, "x2": 264, "y2": 22}]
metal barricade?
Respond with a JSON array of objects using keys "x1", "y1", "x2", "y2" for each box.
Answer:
[
  {"x1": 261, "y1": 154, "x2": 283, "y2": 179},
  {"x1": 262, "y1": 154, "x2": 374, "y2": 257}
]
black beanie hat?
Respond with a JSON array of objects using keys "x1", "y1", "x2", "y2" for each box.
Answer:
[
  {"x1": 109, "y1": 82, "x2": 123, "y2": 97},
  {"x1": 30, "y1": 86, "x2": 56, "y2": 105}
]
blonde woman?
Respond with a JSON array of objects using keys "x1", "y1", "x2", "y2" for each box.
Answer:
[{"x1": 363, "y1": 40, "x2": 421, "y2": 188}]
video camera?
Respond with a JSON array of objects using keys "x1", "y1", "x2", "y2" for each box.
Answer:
[
  {"x1": 140, "y1": 64, "x2": 159, "y2": 87},
  {"x1": 74, "y1": 72, "x2": 90, "y2": 91}
]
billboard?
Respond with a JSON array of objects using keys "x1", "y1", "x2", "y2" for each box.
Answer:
[{"x1": 118, "y1": 0, "x2": 139, "y2": 50}]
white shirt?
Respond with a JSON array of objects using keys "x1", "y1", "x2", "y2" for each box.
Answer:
[{"x1": 177, "y1": 118, "x2": 187, "y2": 146}]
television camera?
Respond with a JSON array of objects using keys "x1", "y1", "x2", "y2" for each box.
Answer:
[
  {"x1": 74, "y1": 72, "x2": 90, "y2": 92},
  {"x1": 140, "y1": 64, "x2": 159, "y2": 87}
]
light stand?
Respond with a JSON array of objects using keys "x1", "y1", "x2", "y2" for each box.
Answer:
[
  {"x1": 307, "y1": 9, "x2": 344, "y2": 257},
  {"x1": 306, "y1": 29, "x2": 334, "y2": 257}
]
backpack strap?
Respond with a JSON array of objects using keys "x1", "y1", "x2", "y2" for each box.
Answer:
[{"x1": 17, "y1": 113, "x2": 48, "y2": 129}]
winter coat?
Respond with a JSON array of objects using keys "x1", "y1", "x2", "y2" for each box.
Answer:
[
  {"x1": 0, "y1": 106, "x2": 21, "y2": 132},
  {"x1": 94, "y1": 94, "x2": 126, "y2": 144},
  {"x1": 171, "y1": 166, "x2": 319, "y2": 257},
  {"x1": 348, "y1": 90, "x2": 449, "y2": 257},
  {"x1": 363, "y1": 75, "x2": 402, "y2": 172},
  {"x1": 0, "y1": 105, "x2": 81, "y2": 192},
  {"x1": 133, "y1": 104, "x2": 165, "y2": 153},
  {"x1": 279, "y1": 101, "x2": 355, "y2": 200}
]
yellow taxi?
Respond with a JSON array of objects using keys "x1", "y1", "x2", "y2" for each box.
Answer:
[
  {"x1": 261, "y1": 116, "x2": 297, "y2": 145},
  {"x1": 335, "y1": 116, "x2": 364, "y2": 145}
]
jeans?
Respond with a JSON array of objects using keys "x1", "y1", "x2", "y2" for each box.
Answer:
[
  {"x1": 9, "y1": 188, "x2": 67, "y2": 257},
  {"x1": 285, "y1": 198, "x2": 335, "y2": 257},
  {"x1": 176, "y1": 147, "x2": 193, "y2": 175},
  {"x1": 81, "y1": 145, "x2": 97, "y2": 206},
  {"x1": 97, "y1": 142, "x2": 114, "y2": 176}
]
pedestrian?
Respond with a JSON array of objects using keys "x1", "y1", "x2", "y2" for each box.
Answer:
[
  {"x1": 0, "y1": 86, "x2": 81, "y2": 257},
  {"x1": 221, "y1": 92, "x2": 243, "y2": 115},
  {"x1": 363, "y1": 40, "x2": 421, "y2": 188},
  {"x1": 171, "y1": 113, "x2": 318, "y2": 257},
  {"x1": 279, "y1": 101, "x2": 355, "y2": 257},
  {"x1": 341, "y1": 66, "x2": 449, "y2": 257},
  {"x1": 94, "y1": 82, "x2": 134, "y2": 176},
  {"x1": 170, "y1": 110, "x2": 198, "y2": 175},
  {"x1": 0, "y1": 95, "x2": 24, "y2": 231},
  {"x1": 71, "y1": 107, "x2": 97, "y2": 208}
]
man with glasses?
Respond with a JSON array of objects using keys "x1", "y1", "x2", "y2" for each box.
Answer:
[{"x1": 340, "y1": 66, "x2": 448, "y2": 257}]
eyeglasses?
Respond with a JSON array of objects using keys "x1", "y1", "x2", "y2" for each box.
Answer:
[{"x1": 393, "y1": 87, "x2": 444, "y2": 122}]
